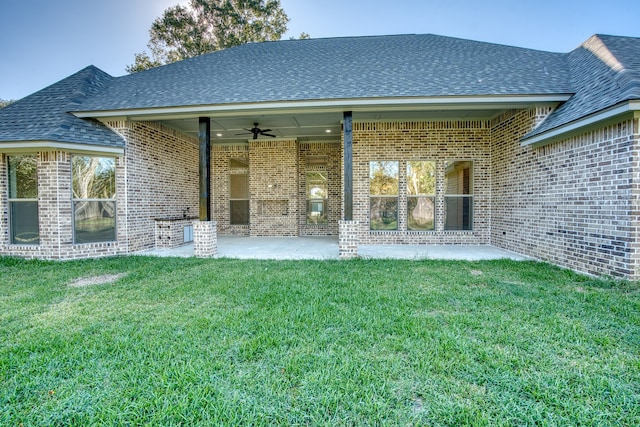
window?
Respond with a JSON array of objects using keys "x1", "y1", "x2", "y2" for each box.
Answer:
[
  {"x1": 407, "y1": 161, "x2": 436, "y2": 231},
  {"x1": 8, "y1": 155, "x2": 39, "y2": 244},
  {"x1": 72, "y1": 156, "x2": 116, "y2": 243},
  {"x1": 444, "y1": 160, "x2": 473, "y2": 230},
  {"x1": 230, "y1": 158, "x2": 249, "y2": 225},
  {"x1": 306, "y1": 171, "x2": 328, "y2": 224},
  {"x1": 369, "y1": 161, "x2": 398, "y2": 230}
]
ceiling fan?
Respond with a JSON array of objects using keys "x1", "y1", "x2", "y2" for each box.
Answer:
[{"x1": 236, "y1": 123, "x2": 276, "y2": 139}]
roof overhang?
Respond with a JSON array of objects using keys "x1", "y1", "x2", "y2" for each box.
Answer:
[
  {"x1": 0, "y1": 140, "x2": 124, "y2": 155},
  {"x1": 521, "y1": 100, "x2": 640, "y2": 147},
  {"x1": 72, "y1": 94, "x2": 573, "y2": 121}
]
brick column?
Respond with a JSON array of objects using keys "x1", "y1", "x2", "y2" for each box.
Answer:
[
  {"x1": 339, "y1": 220, "x2": 359, "y2": 259},
  {"x1": 0, "y1": 154, "x2": 7, "y2": 247},
  {"x1": 39, "y1": 151, "x2": 73, "y2": 258},
  {"x1": 193, "y1": 220, "x2": 217, "y2": 257}
]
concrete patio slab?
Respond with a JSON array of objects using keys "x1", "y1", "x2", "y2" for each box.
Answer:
[{"x1": 136, "y1": 236, "x2": 530, "y2": 261}]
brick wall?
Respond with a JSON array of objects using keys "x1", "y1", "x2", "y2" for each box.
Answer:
[
  {"x1": 38, "y1": 151, "x2": 71, "y2": 258},
  {"x1": 4, "y1": 112, "x2": 640, "y2": 279},
  {"x1": 0, "y1": 154, "x2": 8, "y2": 252},
  {"x1": 348, "y1": 120, "x2": 492, "y2": 245},
  {"x1": 0, "y1": 120, "x2": 198, "y2": 259},
  {"x1": 0, "y1": 151, "x2": 127, "y2": 259},
  {"x1": 298, "y1": 142, "x2": 341, "y2": 236},
  {"x1": 106, "y1": 121, "x2": 199, "y2": 252},
  {"x1": 212, "y1": 144, "x2": 250, "y2": 236},
  {"x1": 212, "y1": 141, "x2": 341, "y2": 237},
  {"x1": 249, "y1": 139, "x2": 299, "y2": 236},
  {"x1": 491, "y1": 109, "x2": 640, "y2": 279}
]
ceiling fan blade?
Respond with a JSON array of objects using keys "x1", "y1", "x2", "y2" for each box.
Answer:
[{"x1": 236, "y1": 123, "x2": 276, "y2": 138}]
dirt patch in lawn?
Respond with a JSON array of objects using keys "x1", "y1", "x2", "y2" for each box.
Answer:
[{"x1": 68, "y1": 273, "x2": 127, "y2": 288}]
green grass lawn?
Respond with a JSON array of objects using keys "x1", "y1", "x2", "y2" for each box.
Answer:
[{"x1": 1, "y1": 256, "x2": 638, "y2": 426}]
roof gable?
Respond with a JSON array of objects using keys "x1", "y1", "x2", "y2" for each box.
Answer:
[{"x1": 0, "y1": 66, "x2": 124, "y2": 149}]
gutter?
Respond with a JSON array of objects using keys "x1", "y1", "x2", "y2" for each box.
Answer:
[
  {"x1": 0, "y1": 140, "x2": 124, "y2": 155},
  {"x1": 72, "y1": 94, "x2": 573, "y2": 120}
]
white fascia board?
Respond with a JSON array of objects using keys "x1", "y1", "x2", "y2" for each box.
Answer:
[
  {"x1": 72, "y1": 94, "x2": 573, "y2": 120},
  {"x1": 521, "y1": 100, "x2": 640, "y2": 147},
  {"x1": 0, "y1": 140, "x2": 124, "y2": 155}
]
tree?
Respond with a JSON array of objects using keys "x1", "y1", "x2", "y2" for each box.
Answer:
[
  {"x1": 9, "y1": 155, "x2": 38, "y2": 198},
  {"x1": 72, "y1": 157, "x2": 116, "y2": 200},
  {"x1": 369, "y1": 161, "x2": 399, "y2": 196},
  {"x1": 127, "y1": 0, "x2": 289, "y2": 73},
  {"x1": 0, "y1": 99, "x2": 15, "y2": 108},
  {"x1": 407, "y1": 161, "x2": 436, "y2": 195}
]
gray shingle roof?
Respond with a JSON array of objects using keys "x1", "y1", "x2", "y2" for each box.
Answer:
[
  {"x1": 4, "y1": 33, "x2": 638, "y2": 147},
  {"x1": 77, "y1": 34, "x2": 572, "y2": 112},
  {"x1": 525, "y1": 34, "x2": 640, "y2": 139},
  {"x1": 0, "y1": 66, "x2": 124, "y2": 148}
]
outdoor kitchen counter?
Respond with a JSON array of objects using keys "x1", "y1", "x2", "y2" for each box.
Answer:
[{"x1": 154, "y1": 216, "x2": 199, "y2": 249}]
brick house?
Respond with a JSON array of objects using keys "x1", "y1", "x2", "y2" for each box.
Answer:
[{"x1": 1, "y1": 33, "x2": 639, "y2": 278}]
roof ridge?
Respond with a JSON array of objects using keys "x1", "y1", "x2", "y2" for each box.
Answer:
[
  {"x1": 579, "y1": 35, "x2": 624, "y2": 71},
  {"x1": 250, "y1": 32, "x2": 567, "y2": 53},
  {"x1": 46, "y1": 66, "x2": 115, "y2": 141},
  {"x1": 593, "y1": 33, "x2": 640, "y2": 41},
  {"x1": 583, "y1": 34, "x2": 640, "y2": 99}
]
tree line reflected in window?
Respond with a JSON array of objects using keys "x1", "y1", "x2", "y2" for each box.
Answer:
[
  {"x1": 8, "y1": 155, "x2": 39, "y2": 244},
  {"x1": 369, "y1": 161, "x2": 399, "y2": 230},
  {"x1": 407, "y1": 161, "x2": 436, "y2": 231},
  {"x1": 369, "y1": 160, "x2": 473, "y2": 231},
  {"x1": 72, "y1": 156, "x2": 116, "y2": 243}
]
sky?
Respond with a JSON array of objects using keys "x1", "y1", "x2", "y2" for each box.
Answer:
[{"x1": 1, "y1": 0, "x2": 639, "y2": 101}]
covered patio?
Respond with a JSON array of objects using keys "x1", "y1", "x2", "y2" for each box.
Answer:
[{"x1": 137, "y1": 236, "x2": 530, "y2": 261}]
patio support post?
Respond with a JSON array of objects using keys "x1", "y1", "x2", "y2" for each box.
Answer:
[
  {"x1": 194, "y1": 116, "x2": 217, "y2": 258},
  {"x1": 198, "y1": 117, "x2": 211, "y2": 221},
  {"x1": 340, "y1": 111, "x2": 359, "y2": 259},
  {"x1": 343, "y1": 111, "x2": 353, "y2": 220}
]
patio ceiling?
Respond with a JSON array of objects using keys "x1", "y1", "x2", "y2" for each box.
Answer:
[{"x1": 150, "y1": 107, "x2": 506, "y2": 144}]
